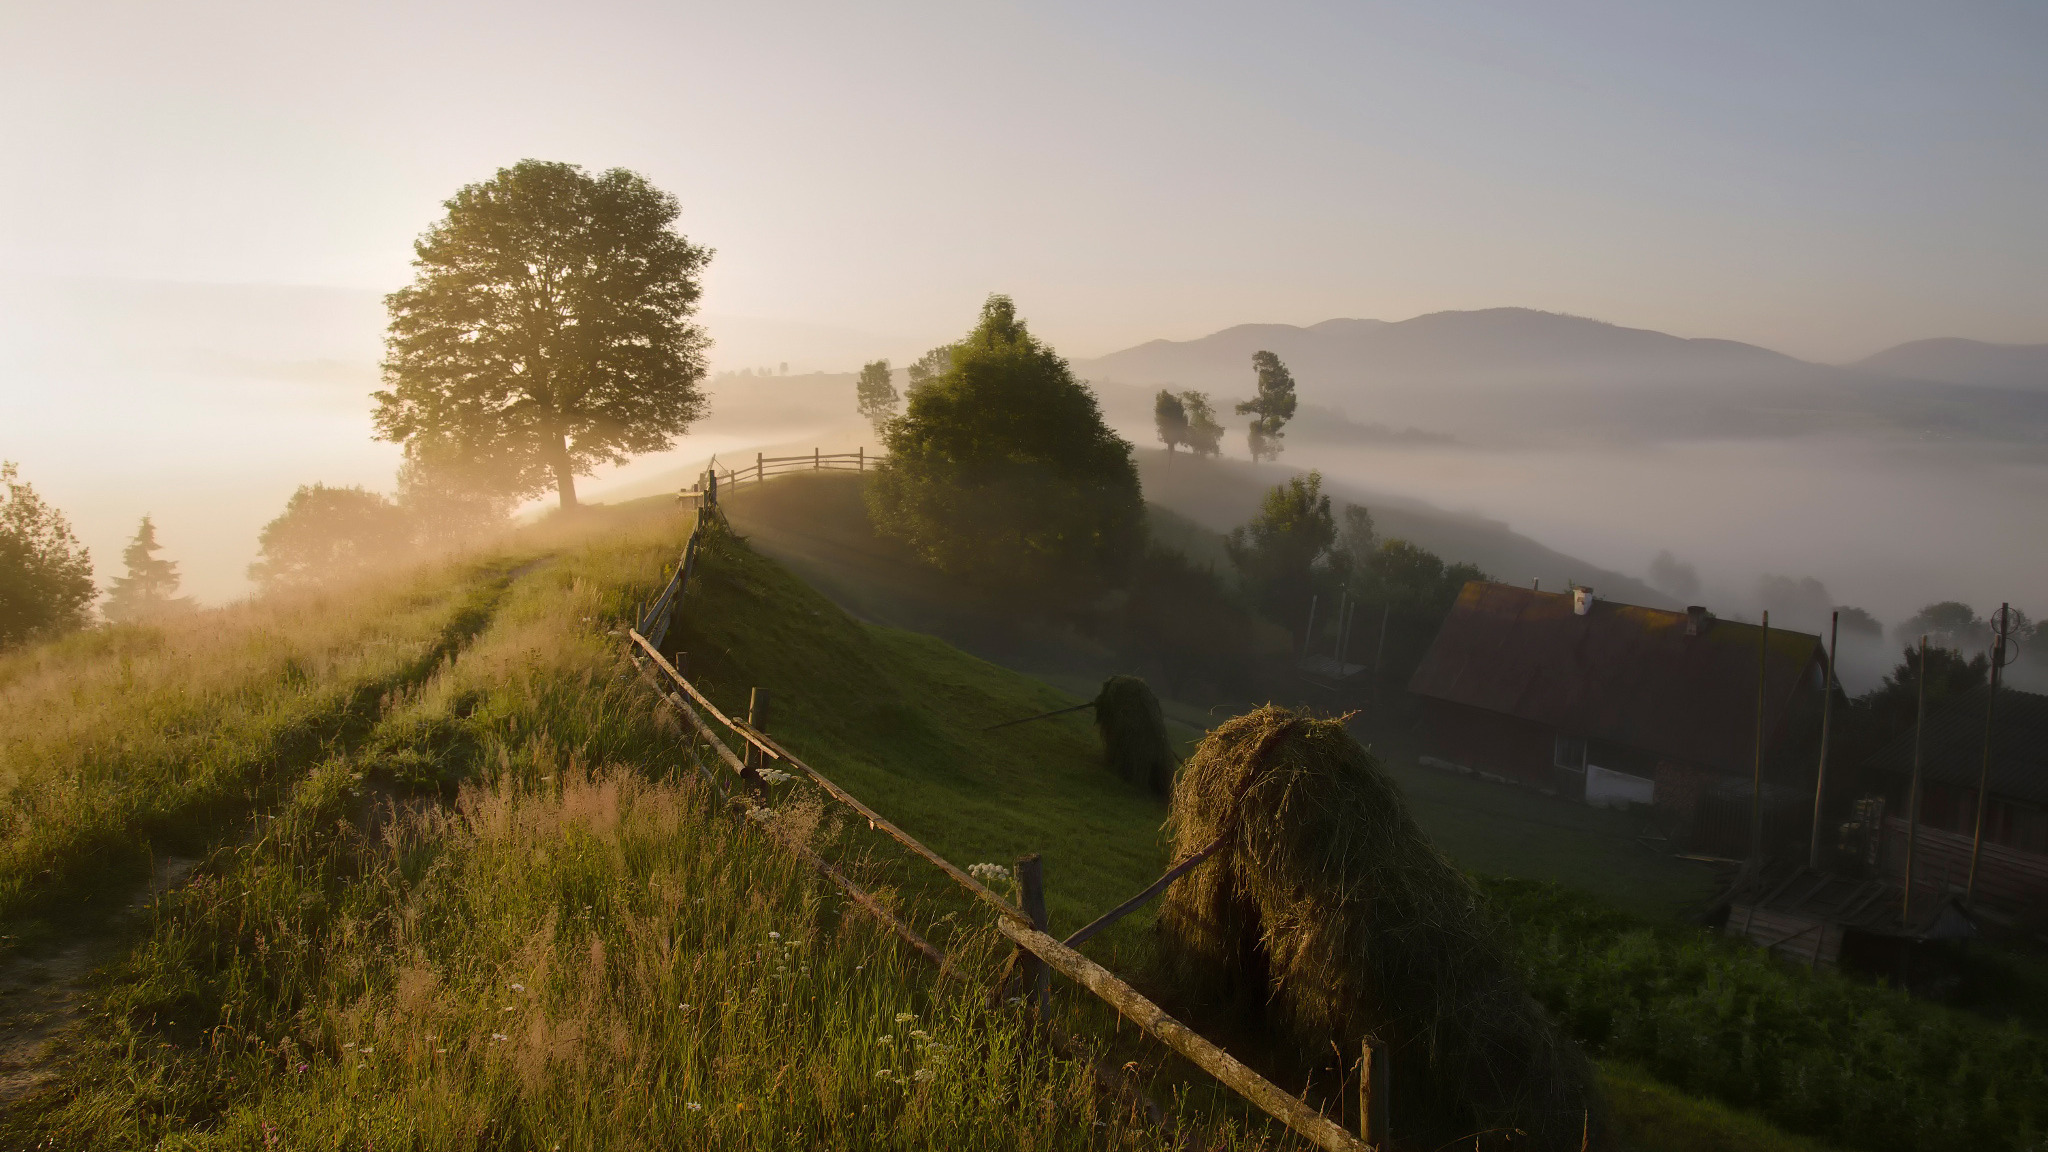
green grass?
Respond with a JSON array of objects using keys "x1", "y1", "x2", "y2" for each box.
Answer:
[{"x1": 0, "y1": 483, "x2": 2006, "y2": 1152}]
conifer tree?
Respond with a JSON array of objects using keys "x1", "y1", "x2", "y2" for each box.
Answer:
[{"x1": 104, "y1": 515, "x2": 190, "y2": 622}]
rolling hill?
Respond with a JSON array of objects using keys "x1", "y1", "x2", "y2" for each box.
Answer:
[{"x1": 1072, "y1": 308, "x2": 2048, "y2": 446}]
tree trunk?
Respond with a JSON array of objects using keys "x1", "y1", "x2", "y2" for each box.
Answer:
[{"x1": 551, "y1": 437, "x2": 579, "y2": 510}]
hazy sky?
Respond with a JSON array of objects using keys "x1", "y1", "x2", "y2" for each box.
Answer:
[
  {"x1": 4, "y1": 0, "x2": 2046, "y2": 609},
  {"x1": 4, "y1": 0, "x2": 2046, "y2": 362}
]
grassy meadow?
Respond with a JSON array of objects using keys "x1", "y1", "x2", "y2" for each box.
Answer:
[{"x1": 1, "y1": 479, "x2": 2035, "y2": 1151}]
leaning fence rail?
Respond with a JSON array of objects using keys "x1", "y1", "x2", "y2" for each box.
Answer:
[{"x1": 621, "y1": 506, "x2": 1379, "y2": 1150}]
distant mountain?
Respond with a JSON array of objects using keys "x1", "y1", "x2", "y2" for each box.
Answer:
[
  {"x1": 1074, "y1": 308, "x2": 2048, "y2": 447},
  {"x1": 1854, "y1": 338, "x2": 2048, "y2": 392}
]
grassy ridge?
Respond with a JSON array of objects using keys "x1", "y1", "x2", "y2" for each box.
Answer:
[
  {"x1": 5, "y1": 503, "x2": 1277, "y2": 1149},
  {"x1": 0, "y1": 489, "x2": 1968, "y2": 1151},
  {"x1": 0, "y1": 551, "x2": 532, "y2": 931}
]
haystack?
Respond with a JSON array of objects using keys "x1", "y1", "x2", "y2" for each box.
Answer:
[
  {"x1": 1158, "y1": 706, "x2": 1603, "y2": 1151},
  {"x1": 1093, "y1": 675, "x2": 1177, "y2": 797}
]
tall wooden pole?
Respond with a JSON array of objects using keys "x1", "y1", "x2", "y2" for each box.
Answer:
[
  {"x1": 1748, "y1": 611, "x2": 1770, "y2": 879},
  {"x1": 1903, "y1": 635, "x2": 1928, "y2": 926},
  {"x1": 1967, "y1": 605, "x2": 2010, "y2": 905},
  {"x1": 1809, "y1": 610, "x2": 1840, "y2": 870},
  {"x1": 1372, "y1": 604, "x2": 1391, "y2": 705},
  {"x1": 1303, "y1": 595, "x2": 1319, "y2": 661}
]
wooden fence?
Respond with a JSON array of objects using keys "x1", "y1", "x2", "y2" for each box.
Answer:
[
  {"x1": 680, "y1": 448, "x2": 875, "y2": 505},
  {"x1": 627, "y1": 503, "x2": 1385, "y2": 1152}
]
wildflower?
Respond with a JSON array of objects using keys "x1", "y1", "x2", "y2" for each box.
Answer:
[
  {"x1": 296, "y1": 1063, "x2": 308, "y2": 1072},
  {"x1": 679, "y1": 1003, "x2": 691, "y2": 1010},
  {"x1": 913, "y1": 1069, "x2": 935, "y2": 1083},
  {"x1": 490, "y1": 1033, "x2": 508, "y2": 1042},
  {"x1": 768, "y1": 932, "x2": 781, "y2": 940},
  {"x1": 874, "y1": 1068, "x2": 893, "y2": 1079},
  {"x1": 510, "y1": 983, "x2": 526, "y2": 993},
  {"x1": 759, "y1": 768, "x2": 794, "y2": 785},
  {"x1": 876, "y1": 1035, "x2": 893, "y2": 1046},
  {"x1": 894, "y1": 1012, "x2": 915, "y2": 1024},
  {"x1": 360, "y1": 1047, "x2": 374, "y2": 1056},
  {"x1": 435, "y1": 1049, "x2": 447, "y2": 1055},
  {"x1": 967, "y1": 862, "x2": 1010, "y2": 884},
  {"x1": 908, "y1": 1029, "x2": 930, "y2": 1042},
  {"x1": 342, "y1": 1043, "x2": 356, "y2": 1050},
  {"x1": 686, "y1": 1102, "x2": 703, "y2": 1112}
]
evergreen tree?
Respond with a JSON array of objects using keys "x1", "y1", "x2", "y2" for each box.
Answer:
[
  {"x1": 855, "y1": 359, "x2": 899, "y2": 437},
  {"x1": 104, "y1": 515, "x2": 191, "y2": 622},
  {"x1": 1236, "y1": 350, "x2": 1298, "y2": 463},
  {"x1": 1154, "y1": 390, "x2": 1189, "y2": 452}
]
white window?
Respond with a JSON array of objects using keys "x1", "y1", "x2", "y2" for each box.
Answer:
[{"x1": 1553, "y1": 734, "x2": 1587, "y2": 773}]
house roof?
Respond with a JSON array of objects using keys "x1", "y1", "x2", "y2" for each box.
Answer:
[
  {"x1": 1408, "y1": 582, "x2": 1823, "y2": 776},
  {"x1": 1864, "y1": 686, "x2": 2048, "y2": 805}
]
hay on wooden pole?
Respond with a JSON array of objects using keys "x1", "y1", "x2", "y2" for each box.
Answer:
[
  {"x1": 1093, "y1": 675, "x2": 1177, "y2": 798},
  {"x1": 1158, "y1": 705, "x2": 1604, "y2": 1151}
]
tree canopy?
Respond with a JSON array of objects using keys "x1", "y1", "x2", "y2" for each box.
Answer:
[
  {"x1": 374, "y1": 160, "x2": 713, "y2": 510},
  {"x1": 866, "y1": 295, "x2": 1142, "y2": 600},
  {"x1": 1180, "y1": 391, "x2": 1225, "y2": 457},
  {"x1": 1226, "y1": 470, "x2": 1337, "y2": 631},
  {"x1": 0, "y1": 462, "x2": 95, "y2": 649},
  {"x1": 1236, "y1": 350, "x2": 1298, "y2": 462},
  {"x1": 856, "y1": 359, "x2": 899, "y2": 437},
  {"x1": 104, "y1": 515, "x2": 191, "y2": 623},
  {"x1": 1154, "y1": 390, "x2": 1189, "y2": 452},
  {"x1": 249, "y1": 484, "x2": 413, "y2": 590}
]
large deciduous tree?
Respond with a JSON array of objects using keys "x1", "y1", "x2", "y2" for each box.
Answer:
[
  {"x1": 0, "y1": 462, "x2": 95, "y2": 649},
  {"x1": 866, "y1": 295, "x2": 1143, "y2": 602},
  {"x1": 375, "y1": 160, "x2": 713, "y2": 510},
  {"x1": 1236, "y1": 350, "x2": 1297, "y2": 462}
]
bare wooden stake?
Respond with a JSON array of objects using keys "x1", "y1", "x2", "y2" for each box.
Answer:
[
  {"x1": 1017, "y1": 854, "x2": 1051, "y2": 1018},
  {"x1": 746, "y1": 687, "x2": 772, "y2": 773},
  {"x1": 1360, "y1": 1035, "x2": 1389, "y2": 1149}
]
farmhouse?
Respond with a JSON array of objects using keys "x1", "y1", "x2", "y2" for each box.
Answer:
[
  {"x1": 1859, "y1": 686, "x2": 2048, "y2": 925},
  {"x1": 1408, "y1": 581, "x2": 1827, "y2": 854}
]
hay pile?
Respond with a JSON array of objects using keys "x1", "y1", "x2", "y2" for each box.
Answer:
[
  {"x1": 1158, "y1": 706, "x2": 1603, "y2": 1151},
  {"x1": 1093, "y1": 676, "x2": 1177, "y2": 797}
]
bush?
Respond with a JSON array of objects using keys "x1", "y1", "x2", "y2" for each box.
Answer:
[{"x1": 1485, "y1": 877, "x2": 2048, "y2": 1152}]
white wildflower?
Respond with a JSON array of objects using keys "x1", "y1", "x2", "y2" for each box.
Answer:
[
  {"x1": 510, "y1": 983, "x2": 526, "y2": 993},
  {"x1": 894, "y1": 1012, "x2": 915, "y2": 1024},
  {"x1": 913, "y1": 1069, "x2": 935, "y2": 1083},
  {"x1": 758, "y1": 768, "x2": 794, "y2": 785},
  {"x1": 876, "y1": 1035, "x2": 893, "y2": 1046},
  {"x1": 686, "y1": 1102, "x2": 703, "y2": 1112},
  {"x1": 875, "y1": 1068, "x2": 893, "y2": 1079},
  {"x1": 490, "y1": 1033, "x2": 508, "y2": 1042},
  {"x1": 908, "y1": 1029, "x2": 930, "y2": 1042},
  {"x1": 967, "y1": 862, "x2": 1010, "y2": 884},
  {"x1": 359, "y1": 1047, "x2": 374, "y2": 1056},
  {"x1": 768, "y1": 932, "x2": 781, "y2": 940}
]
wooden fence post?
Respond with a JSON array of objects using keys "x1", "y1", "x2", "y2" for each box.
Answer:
[
  {"x1": 858, "y1": 446, "x2": 864, "y2": 472},
  {"x1": 814, "y1": 446, "x2": 821, "y2": 470},
  {"x1": 1360, "y1": 1035, "x2": 1388, "y2": 1149},
  {"x1": 1017, "y1": 854, "x2": 1050, "y2": 1018},
  {"x1": 746, "y1": 688, "x2": 771, "y2": 774}
]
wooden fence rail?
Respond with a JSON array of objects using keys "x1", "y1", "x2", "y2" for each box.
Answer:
[
  {"x1": 623, "y1": 506, "x2": 1377, "y2": 1152},
  {"x1": 680, "y1": 448, "x2": 877, "y2": 507}
]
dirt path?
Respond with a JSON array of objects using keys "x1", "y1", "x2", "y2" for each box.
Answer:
[{"x1": 0, "y1": 856, "x2": 197, "y2": 1105}]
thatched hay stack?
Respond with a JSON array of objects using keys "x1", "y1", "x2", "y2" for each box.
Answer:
[
  {"x1": 1093, "y1": 675, "x2": 1177, "y2": 797},
  {"x1": 1158, "y1": 706, "x2": 1603, "y2": 1151}
]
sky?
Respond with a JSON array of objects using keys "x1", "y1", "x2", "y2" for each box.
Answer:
[{"x1": 3, "y1": 0, "x2": 2046, "y2": 605}]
